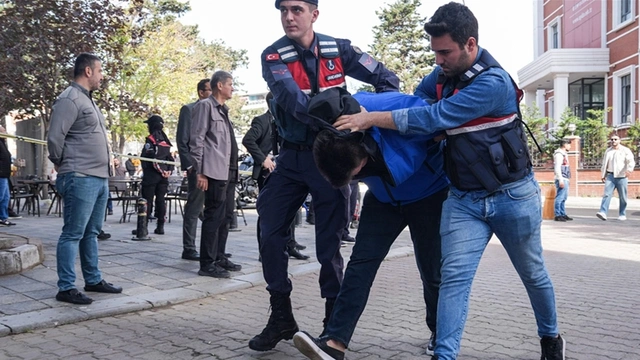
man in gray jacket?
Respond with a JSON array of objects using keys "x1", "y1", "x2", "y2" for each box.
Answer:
[
  {"x1": 176, "y1": 78, "x2": 210, "y2": 260},
  {"x1": 190, "y1": 70, "x2": 242, "y2": 278},
  {"x1": 47, "y1": 53, "x2": 122, "y2": 304}
]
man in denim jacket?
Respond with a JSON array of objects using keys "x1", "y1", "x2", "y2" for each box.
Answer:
[{"x1": 333, "y1": 3, "x2": 565, "y2": 360}]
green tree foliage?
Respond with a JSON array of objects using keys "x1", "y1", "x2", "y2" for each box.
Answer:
[
  {"x1": 365, "y1": 0, "x2": 434, "y2": 94},
  {"x1": 623, "y1": 121, "x2": 640, "y2": 156},
  {"x1": 575, "y1": 108, "x2": 611, "y2": 167},
  {"x1": 520, "y1": 103, "x2": 552, "y2": 164},
  {"x1": 0, "y1": 0, "x2": 128, "y2": 175},
  {"x1": 102, "y1": 20, "x2": 247, "y2": 154},
  {"x1": 546, "y1": 108, "x2": 611, "y2": 168},
  {"x1": 98, "y1": 0, "x2": 248, "y2": 154},
  {"x1": 0, "y1": 0, "x2": 250, "y2": 169},
  {"x1": 0, "y1": 0, "x2": 126, "y2": 122}
]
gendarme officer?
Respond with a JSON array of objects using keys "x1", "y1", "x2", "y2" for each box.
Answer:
[
  {"x1": 249, "y1": 0, "x2": 400, "y2": 352},
  {"x1": 140, "y1": 115, "x2": 174, "y2": 235}
]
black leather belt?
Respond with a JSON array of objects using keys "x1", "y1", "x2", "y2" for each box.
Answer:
[{"x1": 282, "y1": 141, "x2": 311, "y2": 151}]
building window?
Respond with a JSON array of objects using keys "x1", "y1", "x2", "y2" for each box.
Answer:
[
  {"x1": 614, "y1": 0, "x2": 634, "y2": 28},
  {"x1": 613, "y1": 67, "x2": 635, "y2": 127},
  {"x1": 568, "y1": 78, "x2": 605, "y2": 120},
  {"x1": 621, "y1": 0, "x2": 632, "y2": 23},
  {"x1": 621, "y1": 74, "x2": 631, "y2": 124},
  {"x1": 547, "y1": 18, "x2": 561, "y2": 50}
]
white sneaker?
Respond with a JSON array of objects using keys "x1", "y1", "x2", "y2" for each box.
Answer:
[
  {"x1": 618, "y1": 215, "x2": 627, "y2": 221},
  {"x1": 596, "y1": 212, "x2": 607, "y2": 221}
]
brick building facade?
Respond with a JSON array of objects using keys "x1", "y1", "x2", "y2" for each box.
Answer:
[{"x1": 518, "y1": 0, "x2": 638, "y2": 138}]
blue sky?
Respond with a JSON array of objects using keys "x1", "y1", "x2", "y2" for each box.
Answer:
[{"x1": 180, "y1": 0, "x2": 535, "y2": 94}]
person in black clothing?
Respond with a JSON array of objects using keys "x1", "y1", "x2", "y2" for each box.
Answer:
[
  {"x1": 0, "y1": 125, "x2": 16, "y2": 226},
  {"x1": 242, "y1": 92, "x2": 309, "y2": 260},
  {"x1": 140, "y1": 115, "x2": 174, "y2": 235}
]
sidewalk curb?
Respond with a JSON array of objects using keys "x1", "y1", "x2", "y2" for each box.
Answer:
[{"x1": 0, "y1": 246, "x2": 415, "y2": 337}]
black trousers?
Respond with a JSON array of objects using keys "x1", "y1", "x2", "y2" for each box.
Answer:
[
  {"x1": 199, "y1": 177, "x2": 228, "y2": 269},
  {"x1": 141, "y1": 180, "x2": 168, "y2": 224},
  {"x1": 219, "y1": 172, "x2": 237, "y2": 257}
]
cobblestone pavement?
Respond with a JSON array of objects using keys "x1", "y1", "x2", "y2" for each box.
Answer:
[{"x1": 1, "y1": 197, "x2": 640, "y2": 359}]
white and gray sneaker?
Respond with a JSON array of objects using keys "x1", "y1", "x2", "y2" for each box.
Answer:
[
  {"x1": 596, "y1": 212, "x2": 607, "y2": 221},
  {"x1": 426, "y1": 332, "x2": 435, "y2": 355},
  {"x1": 293, "y1": 331, "x2": 345, "y2": 360},
  {"x1": 0, "y1": 219, "x2": 16, "y2": 226}
]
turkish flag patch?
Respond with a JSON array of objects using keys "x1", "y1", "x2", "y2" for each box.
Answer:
[{"x1": 266, "y1": 53, "x2": 280, "y2": 61}]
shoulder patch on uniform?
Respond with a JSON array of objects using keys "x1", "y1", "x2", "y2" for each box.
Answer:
[
  {"x1": 265, "y1": 53, "x2": 280, "y2": 61},
  {"x1": 144, "y1": 143, "x2": 152, "y2": 150},
  {"x1": 358, "y1": 53, "x2": 379, "y2": 73},
  {"x1": 269, "y1": 64, "x2": 292, "y2": 81},
  {"x1": 352, "y1": 46, "x2": 363, "y2": 54}
]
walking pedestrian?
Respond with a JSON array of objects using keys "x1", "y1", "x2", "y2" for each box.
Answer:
[
  {"x1": 553, "y1": 139, "x2": 572, "y2": 221},
  {"x1": 596, "y1": 134, "x2": 635, "y2": 221}
]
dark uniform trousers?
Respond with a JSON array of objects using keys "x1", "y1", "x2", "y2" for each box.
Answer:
[
  {"x1": 256, "y1": 167, "x2": 297, "y2": 249},
  {"x1": 257, "y1": 147, "x2": 349, "y2": 298},
  {"x1": 141, "y1": 179, "x2": 168, "y2": 224},
  {"x1": 199, "y1": 177, "x2": 228, "y2": 269}
]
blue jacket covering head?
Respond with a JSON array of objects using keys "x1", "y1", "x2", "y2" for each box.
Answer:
[{"x1": 350, "y1": 92, "x2": 449, "y2": 205}]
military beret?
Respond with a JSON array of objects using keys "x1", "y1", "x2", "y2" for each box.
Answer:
[{"x1": 275, "y1": 0, "x2": 318, "y2": 9}]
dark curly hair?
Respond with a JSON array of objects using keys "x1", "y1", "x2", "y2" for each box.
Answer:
[
  {"x1": 424, "y1": 2, "x2": 478, "y2": 49},
  {"x1": 313, "y1": 130, "x2": 368, "y2": 188}
]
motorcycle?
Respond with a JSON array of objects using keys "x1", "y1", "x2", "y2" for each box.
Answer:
[{"x1": 236, "y1": 154, "x2": 259, "y2": 208}]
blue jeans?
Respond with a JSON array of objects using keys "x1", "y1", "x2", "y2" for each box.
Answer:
[
  {"x1": 599, "y1": 173, "x2": 628, "y2": 217},
  {"x1": 435, "y1": 174, "x2": 558, "y2": 359},
  {"x1": 325, "y1": 188, "x2": 447, "y2": 347},
  {"x1": 0, "y1": 178, "x2": 9, "y2": 220},
  {"x1": 554, "y1": 179, "x2": 569, "y2": 217},
  {"x1": 56, "y1": 172, "x2": 109, "y2": 291}
]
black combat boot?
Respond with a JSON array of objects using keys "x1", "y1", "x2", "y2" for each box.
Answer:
[
  {"x1": 320, "y1": 297, "x2": 336, "y2": 336},
  {"x1": 154, "y1": 222, "x2": 164, "y2": 235},
  {"x1": 249, "y1": 292, "x2": 299, "y2": 351}
]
